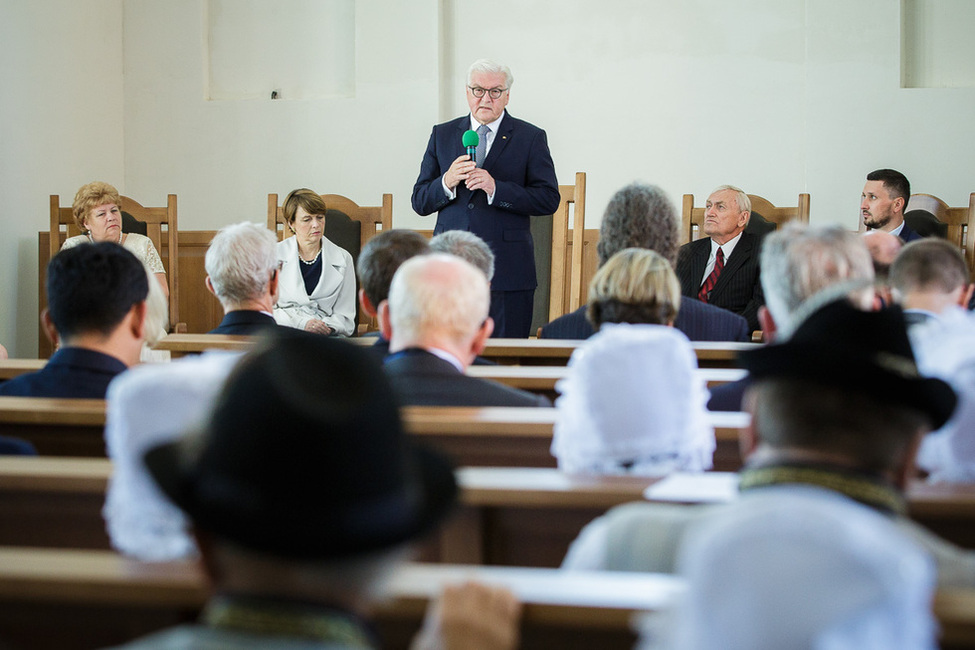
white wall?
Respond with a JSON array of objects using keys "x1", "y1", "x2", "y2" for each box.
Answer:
[
  {"x1": 0, "y1": 0, "x2": 125, "y2": 356},
  {"x1": 3, "y1": 0, "x2": 974, "y2": 354}
]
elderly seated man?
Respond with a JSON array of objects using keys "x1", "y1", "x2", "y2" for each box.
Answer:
[
  {"x1": 1, "y1": 242, "x2": 148, "y2": 398},
  {"x1": 380, "y1": 254, "x2": 549, "y2": 407},
  {"x1": 110, "y1": 329, "x2": 521, "y2": 649},
  {"x1": 563, "y1": 297, "x2": 975, "y2": 590},
  {"x1": 205, "y1": 222, "x2": 281, "y2": 335}
]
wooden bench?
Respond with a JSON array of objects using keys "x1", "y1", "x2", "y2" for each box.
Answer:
[
  {"x1": 0, "y1": 545, "x2": 972, "y2": 650},
  {"x1": 0, "y1": 546, "x2": 678, "y2": 650},
  {"x1": 6, "y1": 458, "x2": 975, "y2": 566},
  {"x1": 0, "y1": 359, "x2": 46, "y2": 381},
  {"x1": 0, "y1": 400, "x2": 748, "y2": 469},
  {"x1": 154, "y1": 333, "x2": 759, "y2": 368}
]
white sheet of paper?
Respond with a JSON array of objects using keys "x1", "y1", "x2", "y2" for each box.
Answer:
[{"x1": 643, "y1": 472, "x2": 740, "y2": 503}]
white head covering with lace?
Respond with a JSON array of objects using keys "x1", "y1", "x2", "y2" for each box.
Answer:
[{"x1": 551, "y1": 323, "x2": 714, "y2": 476}]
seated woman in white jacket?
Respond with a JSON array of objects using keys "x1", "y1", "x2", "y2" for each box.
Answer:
[{"x1": 274, "y1": 189, "x2": 356, "y2": 336}]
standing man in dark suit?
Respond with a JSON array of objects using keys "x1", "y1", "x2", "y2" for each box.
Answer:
[
  {"x1": 412, "y1": 59, "x2": 561, "y2": 338},
  {"x1": 540, "y1": 183, "x2": 750, "y2": 342},
  {"x1": 380, "y1": 254, "x2": 549, "y2": 407},
  {"x1": 676, "y1": 185, "x2": 764, "y2": 331},
  {"x1": 861, "y1": 168, "x2": 922, "y2": 242},
  {"x1": 205, "y1": 222, "x2": 280, "y2": 335}
]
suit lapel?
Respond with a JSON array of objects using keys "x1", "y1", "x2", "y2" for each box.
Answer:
[
  {"x1": 482, "y1": 111, "x2": 513, "y2": 172},
  {"x1": 711, "y1": 233, "x2": 753, "y2": 298},
  {"x1": 690, "y1": 239, "x2": 711, "y2": 287}
]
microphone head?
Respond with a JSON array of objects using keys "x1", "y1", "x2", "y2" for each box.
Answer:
[{"x1": 462, "y1": 129, "x2": 480, "y2": 148}]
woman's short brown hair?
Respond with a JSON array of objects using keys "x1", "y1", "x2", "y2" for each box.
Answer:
[
  {"x1": 586, "y1": 248, "x2": 681, "y2": 330},
  {"x1": 282, "y1": 188, "x2": 328, "y2": 225},
  {"x1": 72, "y1": 181, "x2": 121, "y2": 231}
]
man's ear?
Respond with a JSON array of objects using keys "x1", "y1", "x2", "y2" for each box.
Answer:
[
  {"x1": 471, "y1": 317, "x2": 494, "y2": 358},
  {"x1": 960, "y1": 283, "x2": 975, "y2": 309},
  {"x1": 129, "y1": 301, "x2": 148, "y2": 340},
  {"x1": 359, "y1": 289, "x2": 377, "y2": 319},
  {"x1": 739, "y1": 387, "x2": 761, "y2": 460},
  {"x1": 738, "y1": 210, "x2": 751, "y2": 228},
  {"x1": 204, "y1": 276, "x2": 217, "y2": 297},
  {"x1": 893, "y1": 196, "x2": 906, "y2": 214},
  {"x1": 268, "y1": 270, "x2": 280, "y2": 303},
  {"x1": 893, "y1": 431, "x2": 926, "y2": 490},
  {"x1": 757, "y1": 305, "x2": 776, "y2": 341},
  {"x1": 40, "y1": 308, "x2": 59, "y2": 347},
  {"x1": 378, "y1": 300, "x2": 392, "y2": 341}
]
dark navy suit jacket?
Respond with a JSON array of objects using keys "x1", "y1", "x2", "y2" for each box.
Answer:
[
  {"x1": 676, "y1": 232, "x2": 765, "y2": 332},
  {"x1": 383, "y1": 349, "x2": 549, "y2": 408},
  {"x1": 411, "y1": 112, "x2": 560, "y2": 293},
  {"x1": 0, "y1": 347, "x2": 126, "y2": 399},
  {"x1": 898, "y1": 223, "x2": 923, "y2": 242},
  {"x1": 208, "y1": 310, "x2": 278, "y2": 335},
  {"x1": 540, "y1": 298, "x2": 751, "y2": 342}
]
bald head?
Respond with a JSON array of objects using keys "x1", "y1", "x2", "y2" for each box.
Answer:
[{"x1": 384, "y1": 254, "x2": 492, "y2": 361}]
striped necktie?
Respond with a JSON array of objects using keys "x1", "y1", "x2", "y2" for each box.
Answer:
[{"x1": 698, "y1": 247, "x2": 724, "y2": 302}]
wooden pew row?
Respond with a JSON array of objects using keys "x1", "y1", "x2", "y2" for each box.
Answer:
[
  {"x1": 0, "y1": 546, "x2": 973, "y2": 650},
  {"x1": 4, "y1": 457, "x2": 975, "y2": 564},
  {"x1": 0, "y1": 400, "x2": 749, "y2": 470},
  {"x1": 0, "y1": 359, "x2": 746, "y2": 402},
  {"x1": 0, "y1": 359, "x2": 45, "y2": 380},
  {"x1": 0, "y1": 546, "x2": 675, "y2": 650},
  {"x1": 153, "y1": 333, "x2": 760, "y2": 368}
]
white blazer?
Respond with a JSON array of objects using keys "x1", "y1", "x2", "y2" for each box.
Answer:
[{"x1": 274, "y1": 236, "x2": 356, "y2": 336}]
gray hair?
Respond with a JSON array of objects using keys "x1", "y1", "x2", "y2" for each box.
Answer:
[
  {"x1": 388, "y1": 254, "x2": 489, "y2": 346},
  {"x1": 710, "y1": 185, "x2": 751, "y2": 214},
  {"x1": 597, "y1": 182, "x2": 679, "y2": 266},
  {"x1": 467, "y1": 59, "x2": 513, "y2": 89},
  {"x1": 429, "y1": 230, "x2": 495, "y2": 281},
  {"x1": 205, "y1": 222, "x2": 279, "y2": 307},
  {"x1": 760, "y1": 223, "x2": 875, "y2": 331}
]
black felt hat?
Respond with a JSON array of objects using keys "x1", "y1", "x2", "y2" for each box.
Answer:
[
  {"x1": 740, "y1": 299, "x2": 957, "y2": 430},
  {"x1": 143, "y1": 329, "x2": 457, "y2": 560}
]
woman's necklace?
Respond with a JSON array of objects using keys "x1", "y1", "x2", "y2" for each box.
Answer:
[{"x1": 298, "y1": 246, "x2": 322, "y2": 265}]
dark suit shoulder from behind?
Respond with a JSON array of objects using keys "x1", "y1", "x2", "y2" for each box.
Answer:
[{"x1": 383, "y1": 349, "x2": 549, "y2": 407}]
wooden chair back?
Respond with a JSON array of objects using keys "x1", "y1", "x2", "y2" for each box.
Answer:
[
  {"x1": 550, "y1": 172, "x2": 587, "y2": 319},
  {"x1": 903, "y1": 193, "x2": 975, "y2": 276},
  {"x1": 48, "y1": 194, "x2": 180, "y2": 330},
  {"x1": 681, "y1": 192, "x2": 810, "y2": 244}
]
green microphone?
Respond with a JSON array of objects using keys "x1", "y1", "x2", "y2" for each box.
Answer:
[{"x1": 462, "y1": 129, "x2": 479, "y2": 164}]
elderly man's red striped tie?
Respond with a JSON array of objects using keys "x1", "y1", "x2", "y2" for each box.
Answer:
[{"x1": 698, "y1": 247, "x2": 724, "y2": 302}]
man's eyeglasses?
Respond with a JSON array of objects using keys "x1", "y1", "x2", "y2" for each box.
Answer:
[{"x1": 468, "y1": 86, "x2": 507, "y2": 99}]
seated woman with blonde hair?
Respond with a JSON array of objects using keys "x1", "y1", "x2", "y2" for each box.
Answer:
[
  {"x1": 62, "y1": 182, "x2": 169, "y2": 303},
  {"x1": 274, "y1": 189, "x2": 355, "y2": 336},
  {"x1": 552, "y1": 248, "x2": 714, "y2": 476}
]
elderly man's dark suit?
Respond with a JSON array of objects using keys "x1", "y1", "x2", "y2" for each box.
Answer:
[
  {"x1": 539, "y1": 299, "x2": 750, "y2": 342},
  {"x1": 383, "y1": 349, "x2": 549, "y2": 408},
  {"x1": 208, "y1": 310, "x2": 277, "y2": 335},
  {"x1": 411, "y1": 111, "x2": 560, "y2": 337},
  {"x1": 676, "y1": 232, "x2": 764, "y2": 332}
]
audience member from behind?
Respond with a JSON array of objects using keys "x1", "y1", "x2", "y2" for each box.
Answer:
[
  {"x1": 274, "y1": 189, "x2": 356, "y2": 336},
  {"x1": 891, "y1": 238, "x2": 973, "y2": 329},
  {"x1": 563, "y1": 299, "x2": 975, "y2": 590},
  {"x1": 205, "y1": 222, "x2": 281, "y2": 335},
  {"x1": 861, "y1": 168, "x2": 922, "y2": 242},
  {"x1": 675, "y1": 185, "x2": 764, "y2": 331},
  {"x1": 356, "y1": 229, "x2": 431, "y2": 358},
  {"x1": 708, "y1": 223, "x2": 875, "y2": 411},
  {"x1": 639, "y1": 489, "x2": 937, "y2": 649},
  {"x1": 863, "y1": 229, "x2": 904, "y2": 306},
  {"x1": 380, "y1": 254, "x2": 549, "y2": 407},
  {"x1": 587, "y1": 248, "x2": 680, "y2": 330},
  {"x1": 540, "y1": 182, "x2": 749, "y2": 342},
  {"x1": 109, "y1": 329, "x2": 520, "y2": 649},
  {"x1": 0, "y1": 243, "x2": 147, "y2": 398},
  {"x1": 62, "y1": 181, "x2": 169, "y2": 300},
  {"x1": 552, "y1": 322, "x2": 714, "y2": 476},
  {"x1": 430, "y1": 230, "x2": 496, "y2": 282}
]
